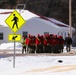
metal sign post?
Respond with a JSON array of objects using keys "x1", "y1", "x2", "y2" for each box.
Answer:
[
  {"x1": 13, "y1": 39, "x2": 15, "y2": 68},
  {"x1": 13, "y1": 36, "x2": 16, "y2": 68},
  {"x1": 12, "y1": 35, "x2": 19, "y2": 68}
]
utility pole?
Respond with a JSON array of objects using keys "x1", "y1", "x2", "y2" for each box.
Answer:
[{"x1": 69, "y1": 0, "x2": 72, "y2": 37}]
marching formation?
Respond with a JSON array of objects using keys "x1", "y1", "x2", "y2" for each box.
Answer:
[{"x1": 21, "y1": 34, "x2": 65, "y2": 54}]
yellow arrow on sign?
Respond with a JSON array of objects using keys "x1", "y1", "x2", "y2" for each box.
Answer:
[
  {"x1": 8, "y1": 34, "x2": 21, "y2": 41},
  {"x1": 5, "y1": 10, "x2": 26, "y2": 33}
]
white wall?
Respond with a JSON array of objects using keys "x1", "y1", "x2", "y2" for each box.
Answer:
[
  {"x1": 0, "y1": 27, "x2": 11, "y2": 43},
  {"x1": 17, "y1": 17, "x2": 61, "y2": 36}
]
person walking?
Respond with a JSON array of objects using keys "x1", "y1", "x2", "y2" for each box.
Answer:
[
  {"x1": 11, "y1": 14, "x2": 19, "y2": 29},
  {"x1": 21, "y1": 36, "x2": 26, "y2": 54},
  {"x1": 65, "y1": 33, "x2": 72, "y2": 52}
]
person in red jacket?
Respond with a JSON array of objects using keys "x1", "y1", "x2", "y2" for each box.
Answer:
[
  {"x1": 51, "y1": 34, "x2": 59, "y2": 53},
  {"x1": 45, "y1": 34, "x2": 51, "y2": 53},
  {"x1": 31, "y1": 36, "x2": 36, "y2": 53},
  {"x1": 26, "y1": 34, "x2": 32, "y2": 53},
  {"x1": 36, "y1": 35, "x2": 40, "y2": 47},
  {"x1": 49, "y1": 34, "x2": 53, "y2": 53},
  {"x1": 58, "y1": 36, "x2": 64, "y2": 53},
  {"x1": 43, "y1": 36, "x2": 48, "y2": 53},
  {"x1": 35, "y1": 34, "x2": 41, "y2": 53}
]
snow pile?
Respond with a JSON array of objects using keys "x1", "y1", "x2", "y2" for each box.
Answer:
[{"x1": 0, "y1": 42, "x2": 22, "y2": 50}]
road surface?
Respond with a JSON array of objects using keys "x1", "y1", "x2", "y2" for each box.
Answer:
[{"x1": 0, "y1": 49, "x2": 76, "y2": 58}]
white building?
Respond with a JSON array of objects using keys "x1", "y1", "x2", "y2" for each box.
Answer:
[{"x1": 0, "y1": 9, "x2": 75, "y2": 43}]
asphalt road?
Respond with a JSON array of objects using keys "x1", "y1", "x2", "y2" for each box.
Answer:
[
  {"x1": 0, "y1": 52, "x2": 76, "y2": 59},
  {"x1": 0, "y1": 49, "x2": 76, "y2": 58}
]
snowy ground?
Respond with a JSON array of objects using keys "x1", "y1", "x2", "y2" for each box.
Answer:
[
  {"x1": 0, "y1": 56, "x2": 76, "y2": 75},
  {"x1": 0, "y1": 42, "x2": 76, "y2": 75}
]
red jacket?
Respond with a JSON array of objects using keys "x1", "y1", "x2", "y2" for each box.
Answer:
[
  {"x1": 51, "y1": 38, "x2": 59, "y2": 46},
  {"x1": 44, "y1": 38, "x2": 47, "y2": 46},
  {"x1": 59, "y1": 38, "x2": 64, "y2": 45},
  {"x1": 35, "y1": 37, "x2": 40, "y2": 45},
  {"x1": 26, "y1": 38, "x2": 31, "y2": 45},
  {"x1": 31, "y1": 36, "x2": 36, "y2": 45}
]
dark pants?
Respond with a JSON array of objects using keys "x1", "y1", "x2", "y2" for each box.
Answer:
[
  {"x1": 59, "y1": 45, "x2": 64, "y2": 53},
  {"x1": 44, "y1": 45, "x2": 51, "y2": 53},
  {"x1": 36, "y1": 44, "x2": 43, "y2": 53},
  {"x1": 22, "y1": 46, "x2": 26, "y2": 54},
  {"x1": 66, "y1": 44, "x2": 70, "y2": 52}
]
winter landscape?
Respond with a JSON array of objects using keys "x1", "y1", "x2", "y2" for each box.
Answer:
[
  {"x1": 0, "y1": 42, "x2": 76, "y2": 75},
  {"x1": 0, "y1": 0, "x2": 76, "y2": 75}
]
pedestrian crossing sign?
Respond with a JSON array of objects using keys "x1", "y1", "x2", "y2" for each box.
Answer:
[
  {"x1": 8, "y1": 34, "x2": 21, "y2": 41},
  {"x1": 5, "y1": 10, "x2": 26, "y2": 33}
]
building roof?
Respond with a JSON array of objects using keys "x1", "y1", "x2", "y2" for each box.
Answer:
[
  {"x1": 0, "y1": 9, "x2": 73, "y2": 30},
  {"x1": 0, "y1": 9, "x2": 39, "y2": 27}
]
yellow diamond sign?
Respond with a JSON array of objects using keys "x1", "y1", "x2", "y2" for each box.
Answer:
[
  {"x1": 5, "y1": 10, "x2": 26, "y2": 33},
  {"x1": 8, "y1": 34, "x2": 21, "y2": 41}
]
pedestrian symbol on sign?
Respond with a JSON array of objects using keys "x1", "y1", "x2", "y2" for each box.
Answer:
[
  {"x1": 11, "y1": 14, "x2": 19, "y2": 29},
  {"x1": 5, "y1": 10, "x2": 26, "y2": 33}
]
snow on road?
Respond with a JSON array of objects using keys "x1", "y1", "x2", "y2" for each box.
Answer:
[
  {"x1": 0, "y1": 42, "x2": 76, "y2": 75},
  {"x1": 0, "y1": 56, "x2": 76, "y2": 75}
]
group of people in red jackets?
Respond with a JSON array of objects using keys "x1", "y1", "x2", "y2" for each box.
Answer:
[{"x1": 21, "y1": 34, "x2": 65, "y2": 53}]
